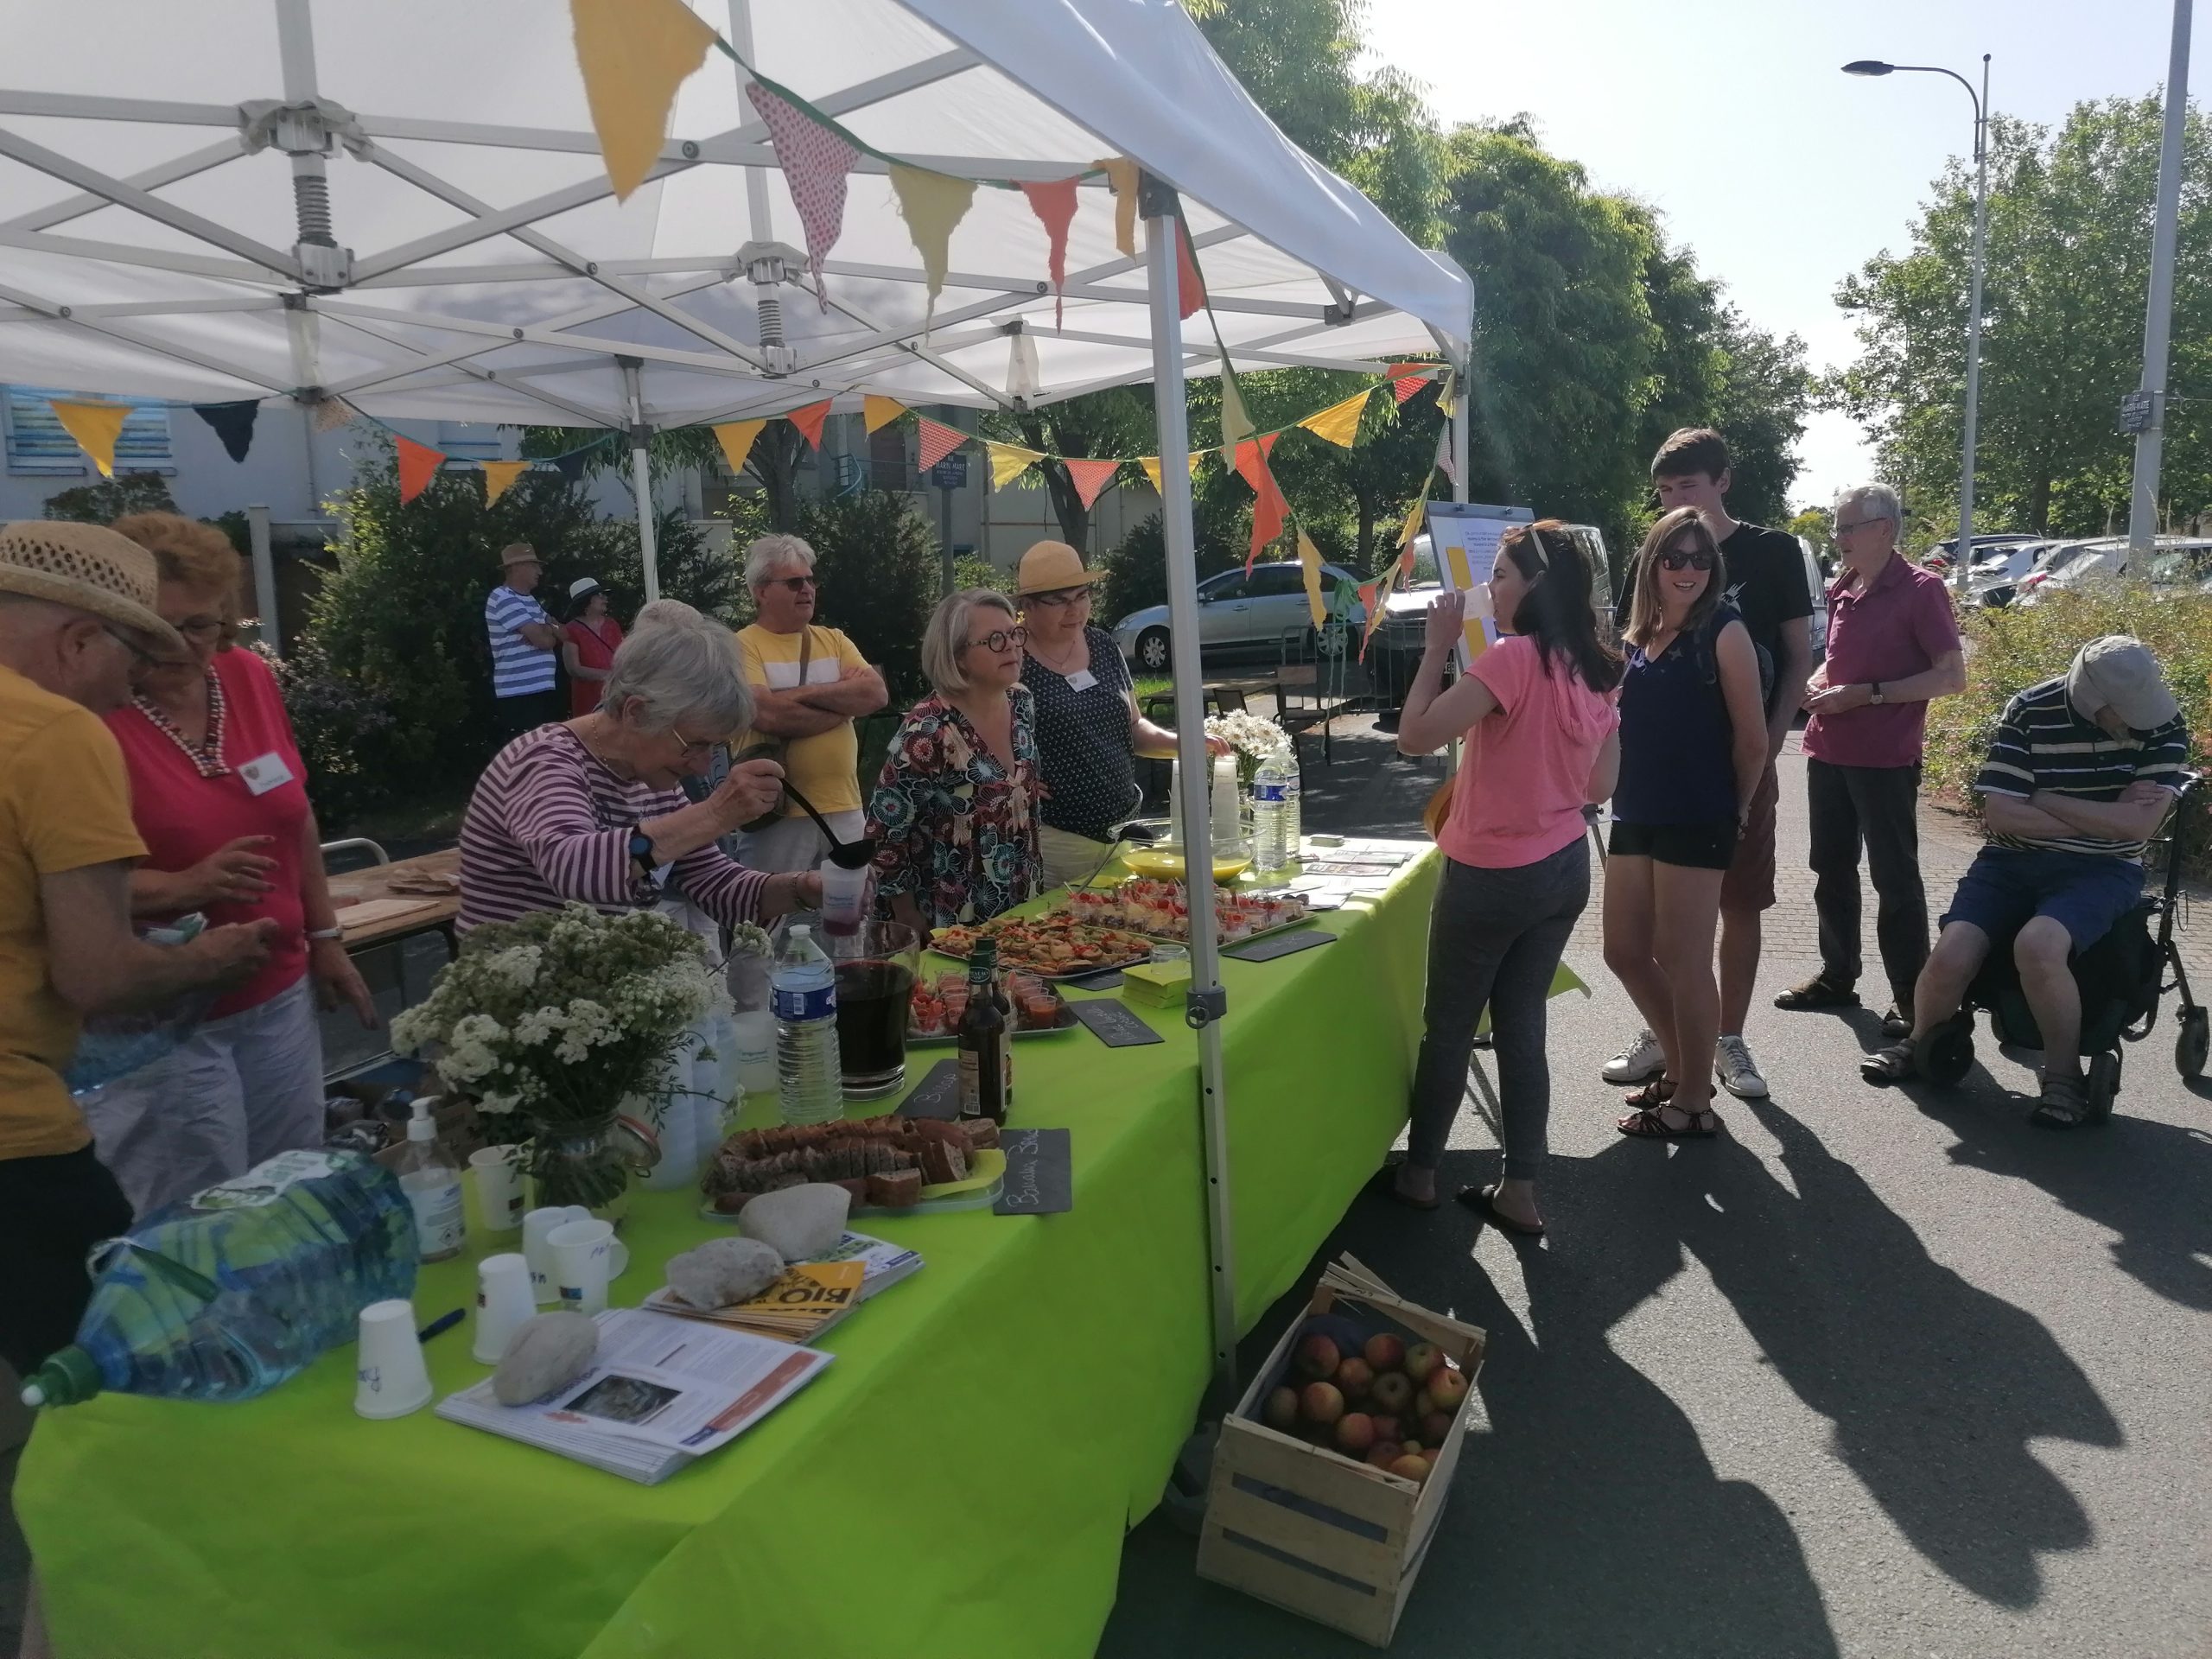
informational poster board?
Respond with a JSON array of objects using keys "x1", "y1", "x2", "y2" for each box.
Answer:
[{"x1": 1425, "y1": 502, "x2": 1534, "y2": 670}]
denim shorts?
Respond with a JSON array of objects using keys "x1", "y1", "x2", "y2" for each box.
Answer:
[{"x1": 1941, "y1": 846, "x2": 2145, "y2": 952}]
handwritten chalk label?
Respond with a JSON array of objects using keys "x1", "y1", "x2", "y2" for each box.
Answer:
[
  {"x1": 1223, "y1": 928, "x2": 1338, "y2": 963},
  {"x1": 993, "y1": 1128, "x2": 1071, "y2": 1215},
  {"x1": 897, "y1": 1058, "x2": 963, "y2": 1120},
  {"x1": 1061, "y1": 966, "x2": 1126, "y2": 990},
  {"x1": 1071, "y1": 1001, "x2": 1163, "y2": 1048}
]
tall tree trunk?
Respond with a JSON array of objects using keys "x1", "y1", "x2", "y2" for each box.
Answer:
[
  {"x1": 747, "y1": 427, "x2": 806, "y2": 531},
  {"x1": 1041, "y1": 465, "x2": 1091, "y2": 550}
]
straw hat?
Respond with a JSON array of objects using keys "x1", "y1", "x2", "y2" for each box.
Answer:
[
  {"x1": 499, "y1": 542, "x2": 541, "y2": 569},
  {"x1": 0, "y1": 520, "x2": 187, "y2": 655},
  {"x1": 1015, "y1": 539, "x2": 1105, "y2": 595}
]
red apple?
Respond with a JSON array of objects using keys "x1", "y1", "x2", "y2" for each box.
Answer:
[
  {"x1": 1300, "y1": 1382, "x2": 1344, "y2": 1426},
  {"x1": 1295, "y1": 1334, "x2": 1341, "y2": 1381},
  {"x1": 1370, "y1": 1371, "x2": 1414, "y2": 1414},
  {"x1": 1427, "y1": 1365, "x2": 1471, "y2": 1412},
  {"x1": 1420, "y1": 1409, "x2": 1454, "y2": 1446},
  {"x1": 1369, "y1": 1414, "x2": 1402, "y2": 1446},
  {"x1": 1333, "y1": 1412, "x2": 1376, "y2": 1454},
  {"x1": 1262, "y1": 1386, "x2": 1299, "y2": 1432},
  {"x1": 1364, "y1": 1440, "x2": 1404, "y2": 1469},
  {"x1": 1334, "y1": 1357, "x2": 1374, "y2": 1400},
  {"x1": 1403, "y1": 1342, "x2": 1442, "y2": 1383},
  {"x1": 1388, "y1": 1453, "x2": 1433, "y2": 1484},
  {"x1": 1363, "y1": 1332, "x2": 1406, "y2": 1372}
]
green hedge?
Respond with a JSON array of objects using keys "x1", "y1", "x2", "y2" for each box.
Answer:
[{"x1": 1928, "y1": 589, "x2": 2212, "y2": 871}]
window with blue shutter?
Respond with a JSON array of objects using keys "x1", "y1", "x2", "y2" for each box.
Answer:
[
  {"x1": 436, "y1": 421, "x2": 502, "y2": 461},
  {"x1": 3, "y1": 386, "x2": 174, "y2": 475}
]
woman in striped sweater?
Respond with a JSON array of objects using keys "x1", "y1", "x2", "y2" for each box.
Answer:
[{"x1": 459, "y1": 601, "x2": 821, "y2": 932}]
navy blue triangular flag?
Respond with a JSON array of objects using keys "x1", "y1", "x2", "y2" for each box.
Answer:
[
  {"x1": 553, "y1": 449, "x2": 590, "y2": 484},
  {"x1": 192, "y1": 400, "x2": 259, "y2": 464}
]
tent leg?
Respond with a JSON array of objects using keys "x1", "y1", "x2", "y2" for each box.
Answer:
[
  {"x1": 1450, "y1": 360, "x2": 1470, "y2": 505},
  {"x1": 620, "y1": 357, "x2": 659, "y2": 603},
  {"x1": 246, "y1": 504, "x2": 280, "y2": 658},
  {"x1": 1143, "y1": 194, "x2": 1238, "y2": 1417}
]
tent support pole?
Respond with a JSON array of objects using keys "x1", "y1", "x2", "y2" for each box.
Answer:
[
  {"x1": 1142, "y1": 194, "x2": 1238, "y2": 1414},
  {"x1": 620, "y1": 356, "x2": 659, "y2": 603},
  {"x1": 246, "y1": 504, "x2": 280, "y2": 658},
  {"x1": 1450, "y1": 359, "x2": 1470, "y2": 505}
]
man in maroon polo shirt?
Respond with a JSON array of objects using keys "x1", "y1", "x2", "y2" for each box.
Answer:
[{"x1": 1776, "y1": 483, "x2": 1965, "y2": 1034}]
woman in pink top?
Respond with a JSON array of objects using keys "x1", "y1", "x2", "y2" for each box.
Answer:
[{"x1": 1384, "y1": 521, "x2": 1621, "y2": 1235}]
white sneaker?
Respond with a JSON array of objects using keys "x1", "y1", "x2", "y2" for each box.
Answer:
[
  {"x1": 1714, "y1": 1034, "x2": 1769, "y2": 1098},
  {"x1": 1602, "y1": 1029, "x2": 1667, "y2": 1084}
]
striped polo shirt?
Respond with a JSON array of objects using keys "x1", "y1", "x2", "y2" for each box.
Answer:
[
  {"x1": 1972, "y1": 675, "x2": 2190, "y2": 860},
  {"x1": 486, "y1": 584, "x2": 556, "y2": 699},
  {"x1": 458, "y1": 724, "x2": 766, "y2": 931}
]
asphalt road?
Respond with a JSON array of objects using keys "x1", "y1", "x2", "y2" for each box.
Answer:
[{"x1": 1102, "y1": 720, "x2": 2212, "y2": 1658}]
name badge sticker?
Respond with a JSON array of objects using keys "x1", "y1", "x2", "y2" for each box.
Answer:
[
  {"x1": 238, "y1": 752, "x2": 296, "y2": 796},
  {"x1": 1065, "y1": 669, "x2": 1098, "y2": 692}
]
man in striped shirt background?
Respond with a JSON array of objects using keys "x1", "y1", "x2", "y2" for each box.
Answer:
[
  {"x1": 486, "y1": 542, "x2": 562, "y2": 746},
  {"x1": 1866, "y1": 636, "x2": 2189, "y2": 1124}
]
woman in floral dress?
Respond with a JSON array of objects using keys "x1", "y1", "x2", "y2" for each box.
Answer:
[{"x1": 868, "y1": 588, "x2": 1044, "y2": 931}]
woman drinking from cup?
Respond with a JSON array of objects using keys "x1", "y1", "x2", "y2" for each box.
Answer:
[
  {"x1": 1386, "y1": 522, "x2": 1620, "y2": 1233},
  {"x1": 868, "y1": 589, "x2": 1043, "y2": 932},
  {"x1": 1602, "y1": 507, "x2": 1768, "y2": 1140}
]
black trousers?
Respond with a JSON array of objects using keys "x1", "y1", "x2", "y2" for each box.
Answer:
[
  {"x1": 0, "y1": 1144, "x2": 134, "y2": 1378},
  {"x1": 492, "y1": 687, "x2": 563, "y2": 749},
  {"x1": 1807, "y1": 758, "x2": 1929, "y2": 1006}
]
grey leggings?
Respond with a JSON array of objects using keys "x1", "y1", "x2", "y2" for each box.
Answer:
[{"x1": 1407, "y1": 841, "x2": 1590, "y2": 1179}]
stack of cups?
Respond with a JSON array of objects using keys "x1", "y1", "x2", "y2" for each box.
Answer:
[
  {"x1": 548, "y1": 1217, "x2": 618, "y2": 1317},
  {"x1": 473, "y1": 1254, "x2": 535, "y2": 1363},
  {"x1": 353, "y1": 1300, "x2": 433, "y2": 1420},
  {"x1": 523, "y1": 1205, "x2": 591, "y2": 1304},
  {"x1": 467, "y1": 1146, "x2": 526, "y2": 1240}
]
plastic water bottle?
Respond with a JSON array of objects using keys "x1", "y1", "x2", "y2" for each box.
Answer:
[
  {"x1": 1281, "y1": 753, "x2": 1303, "y2": 868},
  {"x1": 20, "y1": 1148, "x2": 417, "y2": 1408},
  {"x1": 1251, "y1": 753, "x2": 1292, "y2": 874},
  {"x1": 772, "y1": 924, "x2": 843, "y2": 1125}
]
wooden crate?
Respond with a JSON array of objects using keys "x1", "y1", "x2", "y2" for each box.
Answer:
[{"x1": 1196, "y1": 1255, "x2": 1487, "y2": 1647}]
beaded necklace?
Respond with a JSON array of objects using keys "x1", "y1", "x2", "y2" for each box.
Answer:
[{"x1": 135, "y1": 665, "x2": 229, "y2": 779}]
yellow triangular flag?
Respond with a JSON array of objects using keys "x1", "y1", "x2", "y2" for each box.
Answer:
[
  {"x1": 1092, "y1": 157, "x2": 1141, "y2": 258},
  {"x1": 1136, "y1": 454, "x2": 1204, "y2": 494},
  {"x1": 862, "y1": 396, "x2": 906, "y2": 435},
  {"x1": 1296, "y1": 528, "x2": 1327, "y2": 629},
  {"x1": 888, "y1": 165, "x2": 976, "y2": 326},
  {"x1": 1299, "y1": 389, "x2": 1370, "y2": 448},
  {"x1": 481, "y1": 460, "x2": 529, "y2": 505},
  {"x1": 713, "y1": 419, "x2": 767, "y2": 477},
  {"x1": 986, "y1": 441, "x2": 1046, "y2": 489},
  {"x1": 1217, "y1": 372, "x2": 1252, "y2": 469},
  {"x1": 569, "y1": 0, "x2": 718, "y2": 201},
  {"x1": 49, "y1": 399, "x2": 129, "y2": 478},
  {"x1": 1396, "y1": 486, "x2": 1431, "y2": 577}
]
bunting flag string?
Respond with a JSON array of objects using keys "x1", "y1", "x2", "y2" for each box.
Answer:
[
  {"x1": 1296, "y1": 527, "x2": 1328, "y2": 629},
  {"x1": 1298, "y1": 389, "x2": 1370, "y2": 448},
  {"x1": 1136, "y1": 454, "x2": 1201, "y2": 494},
  {"x1": 916, "y1": 416, "x2": 967, "y2": 472},
  {"x1": 1020, "y1": 178, "x2": 1080, "y2": 328},
  {"x1": 1175, "y1": 220, "x2": 1206, "y2": 321},
  {"x1": 1062, "y1": 457, "x2": 1121, "y2": 511},
  {"x1": 986, "y1": 441, "x2": 1046, "y2": 488},
  {"x1": 889, "y1": 165, "x2": 976, "y2": 328},
  {"x1": 785, "y1": 399, "x2": 833, "y2": 451},
  {"x1": 48, "y1": 400, "x2": 128, "y2": 478},
  {"x1": 395, "y1": 435, "x2": 445, "y2": 505},
  {"x1": 861, "y1": 396, "x2": 906, "y2": 435},
  {"x1": 745, "y1": 81, "x2": 855, "y2": 308},
  {"x1": 311, "y1": 395, "x2": 359, "y2": 433},
  {"x1": 191, "y1": 401, "x2": 259, "y2": 464},
  {"x1": 1093, "y1": 157, "x2": 1141, "y2": 259},
  {"x1": 1389, "y1": 362, "x2": 1440, "y2": 405},
  {"x1": 713, "y1": 419, "x2": 766, "y2": 477},
  {"x1": 568, "y1": 0, "x2": 716, "y2": 202},
  {"x1": 481, "y1": 460, "x2": 530, "y2": 505}
]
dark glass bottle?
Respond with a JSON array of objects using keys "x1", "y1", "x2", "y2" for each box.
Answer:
[{"x1": 957, "y1": 941, "x2": 1010, "y2": 1124}]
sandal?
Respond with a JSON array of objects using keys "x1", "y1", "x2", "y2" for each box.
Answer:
[
  {"x1": 1457, "y1": 1183, "x2": 1546, "y2": 1237},
  {"x1": 1366, "y1": 1160, "x2": 1440, "y2": 1211},
  {"x1": 1859, "y1": 1041, "x2": 1916, "y2": 1084},
  {"x1": 1774, "y1": 975, "x2": 1859, "y2": 1011},
  {"x1": 2029, "y1": 1074, "x2": 2090, "y2": 1129},
  {"x1": 1880, "y1": 1007, "x2": 1912, "y2": 1040},
  {"x1": 1621, "y1": 1077, "x2": 1675, "y2": 1110},
  {"x1": 1617, "y1": 1102, "x2": 1719, "y2": 1139}
]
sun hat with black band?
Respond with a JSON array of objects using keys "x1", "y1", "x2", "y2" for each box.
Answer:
[
  {"x1": 568, "y1": 576, "x2": 601, "y2": 601},
  {"x1": 1014, "y1": 539, "x2": 1107, "y2": 597},
  {"x1": 0, "y1": 519, "x2": 188, "y2": 656},
  {"x1": 2067, "y1": 634, "x2": 2181, "y2": 732}
]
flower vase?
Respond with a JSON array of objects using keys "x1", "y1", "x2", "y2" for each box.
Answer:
[{"x1": 526, "y1": 1116, "x2": 656, "y2": 1226}]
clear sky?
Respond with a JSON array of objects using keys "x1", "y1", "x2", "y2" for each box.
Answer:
[{"x1": 1361, "y1": 0, "x2": 2203, "y2": 514}]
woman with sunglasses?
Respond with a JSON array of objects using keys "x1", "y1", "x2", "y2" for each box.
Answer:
[
  {"x1": 1602, "y1": 507, "x2": 1770, "y2": 1139},
  {"x1": 868, "y1": 588, "x2": 1044, "y2": 932},
  {"x1": 458, "y1": 601, "x2": 819, "y2": 933},
  {"x1": 86, "y1": 512, "x2": 379, "y2": 1215},
  {"x1": 1014, "y1": 539, "x2": 1225, "y2": 887},
  {"x1": 559, "y1": 575, "x2": 624, "y2": 717}
]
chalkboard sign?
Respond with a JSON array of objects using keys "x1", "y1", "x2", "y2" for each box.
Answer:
[
  {"x1": 1061, "y1": 966, "x2": 1127, "y2": 990},
  {"x1": 897, "y1": 1058, "x2": 963, "y2": 1120},
  {"x1": 993, "y1": 1128, "x2": 1072, "y2": 1215},
  {"x1": 1071, "y1": 1000, "x2": 1164, "y2": 1048},
  {"x1": 1223, "y1": 928, "x2": 1338, "y2": 963}
]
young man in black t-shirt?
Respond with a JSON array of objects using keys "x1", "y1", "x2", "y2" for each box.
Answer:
[{"x1": 1604, "y1": 428, "x2": 1815, "y2": 1099}]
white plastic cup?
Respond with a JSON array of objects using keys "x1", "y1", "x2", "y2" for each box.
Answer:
[
  {"x1": 353, "y1": 1299, "x2": 433, "y2": 1420},
  {"x1": 467, "y1": 1146, "x2": 526, "y2": 1239},
  {"x1": 818, "y1": 858, "x2": 869, "y2": 936},
  {"x1": 523, "y1": 1205, "x2": 590, "y2": 1304},
  {"x1": 472, "y1": 1253, "x2": 535, "y2": 1364},
  {"x1": 549, "y1": 1217, "x2": 615, "y2": 1316}
]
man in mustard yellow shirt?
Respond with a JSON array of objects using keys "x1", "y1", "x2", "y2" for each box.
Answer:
[
  {"x1": 730, "y1": 534, "x2": 888, "y2": 872},
  {"x1": 0, "y1": 522, "x2": 275, "y2": 1376}
]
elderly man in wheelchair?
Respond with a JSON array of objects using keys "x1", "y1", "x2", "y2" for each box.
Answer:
[{"x1": 1862, "y1": 636, "x2": 2194, "y2": 1127}]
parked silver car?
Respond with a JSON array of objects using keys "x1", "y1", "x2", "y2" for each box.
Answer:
[{"x1": 1110, "y1": 559, "x2": 1365, "y2": 672}]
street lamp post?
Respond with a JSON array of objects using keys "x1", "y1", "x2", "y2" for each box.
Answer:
[
  {"x1": 2126, "y1": 0, "x2": 2193, "y2": 579},
  {"x1": 1846, "y1": 55, "x2": 1991, "y2": 595}
]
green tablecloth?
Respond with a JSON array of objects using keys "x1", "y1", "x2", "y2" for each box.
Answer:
[{"x1": 20, "y1": 849, "x2": 1443, "y2": 1659}]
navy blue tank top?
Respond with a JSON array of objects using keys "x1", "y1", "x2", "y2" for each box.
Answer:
[{"x1": 1615, "y1": 608, "x2": 1740, "y2": 825}]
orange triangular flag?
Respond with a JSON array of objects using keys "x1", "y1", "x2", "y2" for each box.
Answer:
[
  {"x1": 1360, "y1": 565, "x2": 1399, "y2": 659},
  {"x1": 1231, "y1": 431, "x2": 1281, "y2": 493},
  {"x1": 1299, "y1": 389, "x2": 1370, "y2": 448},
  {"x1": 1176, "y1": 221, "x2": 1205, "y2": 320},
  {"x1": 396, "y1": 435, "x2": 445, "y2": 505},
  {"x1": 714, "y1": 419, "x2": 766, "y2": 476},
  {"x1": 481, "y1": 460, "x2": 529, "y2": 505},
  {"x1": 916, "y1": 417, "x2": 966, "y2": 472},
  {"x1": 784, "y1": 400, "x2": 832, "y2": 451},
  {"x1": 1091, "y1": 157, "x2": 1141, "y2": 258},
  {"x1": 862, "y1": 396, "x2": 906, "y2": 435},
  {"x1": 1020, "y1": 177, "x2": 1080, "y2": 328},
  {"x1": 48, "y1": 399, "x2": 129, "y2": 478},
  {"x1": 1389, "y1": 363, "x2": 1437, "y2": 404},
  {"x1": 569, "y1": 0, "x2": 717, "y2": 201},
  {"x1": 1240, "y1": 444, "x2": 1288, "y2": 573},
  {"x1": 1063, "y1": 458, "x2": 1120, "y2": 511}
]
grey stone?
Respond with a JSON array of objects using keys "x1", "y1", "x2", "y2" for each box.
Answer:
[
  {"x1": 737, "y1": 1182, "x2": 850, "y2": 1262},
  {"x1": 492, "y1": 1312, "x2": 600, "y2": 1406},
  {"x1": 666, "y1": 1236, "x2": 785, "y2": 1310}
]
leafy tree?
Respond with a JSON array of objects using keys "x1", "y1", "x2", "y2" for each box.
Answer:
[
  {"x1": 792, "y1": 492, "x2": 944, "y2": 703},
  {"x1": 42, "y1": 474, "x2": 178, "y2": 521},
  {"x1": 1787, "y1": 505, "x2": 1835, "y2": 558},
  {"x1": 979, "y1": 388, "x2": 1157, "y2": 551}
]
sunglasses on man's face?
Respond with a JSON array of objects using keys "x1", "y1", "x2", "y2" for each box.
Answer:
[
  {"x1": 765, "y1": 575, "x2": 817, "y2": 593},
  {"x1": 1658, "y1": 546, "x2": 1716, "y2": 573}
]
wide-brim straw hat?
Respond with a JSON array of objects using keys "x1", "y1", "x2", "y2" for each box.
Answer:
[
  {"x1": 1015, "y1": 539, "x2": 1105, "y2": 596},
  {"x1": 500, "y1": 542, "x2": 541, "y2": 569},
  {"x1": 0, "y1": 520, "x2": 187, "y2": 656}
]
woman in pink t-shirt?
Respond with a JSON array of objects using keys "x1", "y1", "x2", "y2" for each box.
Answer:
[
  {"x1": 1382, "y1": 521, "x2": 1621, "y2": 1236},
  {"x1": 82, "y1": 514, "x2": 378, "y2": 1216}
]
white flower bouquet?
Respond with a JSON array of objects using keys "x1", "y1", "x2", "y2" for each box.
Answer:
[
  {"x1": 1205, "y1": 709, "x2": 1293, "y2": 786},
  {"x1": 391, "y1": 904, "x2": 730, "y2": 1210}
]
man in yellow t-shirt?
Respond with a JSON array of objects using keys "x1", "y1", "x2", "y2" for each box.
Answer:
[
  {"x1": 730, "y1": 534, "x2": 888, "y2": 872},
  {"x1": 0, "y1": 522, "x2": 276, "y2": 1377}
]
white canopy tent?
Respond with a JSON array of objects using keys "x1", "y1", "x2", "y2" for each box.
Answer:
[{"x1": 0, "y1": 0, "x2": 1474, "y2": 1401}]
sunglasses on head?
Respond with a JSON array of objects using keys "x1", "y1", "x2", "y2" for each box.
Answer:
[{"x1": 1658, "y1": 545, "x2": 1716, "y2": 573}]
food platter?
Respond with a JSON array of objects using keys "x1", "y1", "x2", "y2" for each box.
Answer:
[
  {"x1": 928, "y1": 915, "x2": 1155, "y2": 980},
  {"x1": 1055, "y1": 878, "x2": 1313, "y2": 946},
  {"x1": 907, "y1": 969, "x2": 1081, "y2": 1045}
]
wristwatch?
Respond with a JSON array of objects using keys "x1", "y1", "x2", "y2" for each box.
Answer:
[
  {"x1": 627, "y1": 826, "x2": 656, "y2": 877},
  {"x1": 1870, "y1": 683, "x2": 1886, "y2": 706}
]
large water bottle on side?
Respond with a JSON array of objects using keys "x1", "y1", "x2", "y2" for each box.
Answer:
[
  {"x1": 772, "y1": 924, "x2": 843, "y2": 1125},
  {"x1": 21, "y1": 1148, "x2": 418, "y2": 1408},
  {"x1": 1281, "y1": 752, "x2": 1303, "y2": 868},
  {"x1": 1251, "y1": 753, "x2": 1293, "y2": 875}
]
